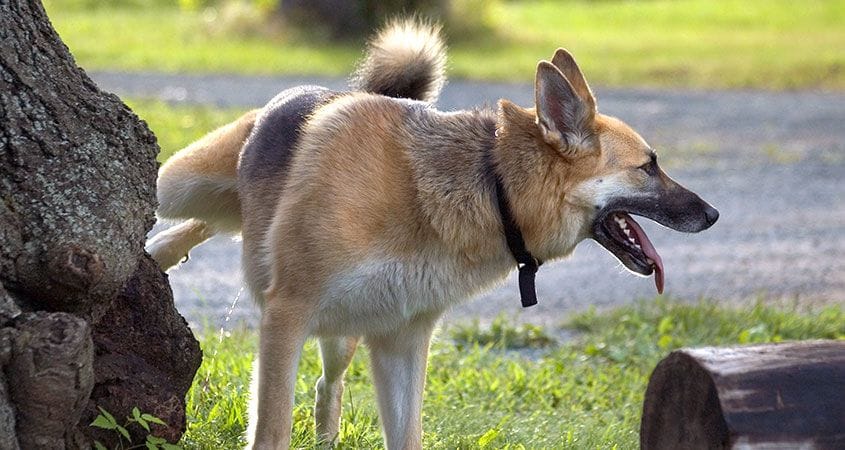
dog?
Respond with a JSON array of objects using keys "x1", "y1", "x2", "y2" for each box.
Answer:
[{"x1": 147, "y1": 19, "x2": 718, "y2": 449}]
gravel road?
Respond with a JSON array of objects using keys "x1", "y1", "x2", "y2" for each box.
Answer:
[{"x1": 91, "y1": 71, "x2": 845, "y2": 330}]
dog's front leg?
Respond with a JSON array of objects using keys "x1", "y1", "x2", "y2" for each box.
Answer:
[
  {"x1": 249, "y1": 298, "x2": 311, "y2": 450},
  {"x1": 366, "y1": 315, "x2": 438, "y2": 450}
]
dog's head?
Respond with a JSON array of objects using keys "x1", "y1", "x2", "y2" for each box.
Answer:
[{"x1": 505, "y1": 49, "x2": 718, "y2": 293}]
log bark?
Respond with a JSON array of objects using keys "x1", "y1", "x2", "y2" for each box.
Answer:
[
  {"x1": 641, "y1": 340, "x2": 845, "y2": 450},
  {"x1": 0, "y1": 0, "x2": 202, "y2": 447}
]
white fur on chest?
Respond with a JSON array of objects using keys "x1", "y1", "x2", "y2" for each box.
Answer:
[{"x1": 312, "y1": 254, "x2": 509, "y2": 336}]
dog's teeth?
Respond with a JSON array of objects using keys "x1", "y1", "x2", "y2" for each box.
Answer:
[{"x1": 615, "y1": 216, "x2": 628, "y2": 229}]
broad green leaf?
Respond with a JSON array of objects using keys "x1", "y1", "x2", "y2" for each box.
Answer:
[
  {"x1": 116, "y1": 424, "x2": 131, "y2": 440},
  {"x1": 90, "y1": 415, "x2": 116, "y2": 430},
  {"x1": 97, "y1": 407, "x2": 117, "y2": 425},
  {"x1": 137, "y1": 417, "x2": 150, "y2": 431},
  {"x1": 142, "y1": 413, "x2": 167, "y2": 425}
]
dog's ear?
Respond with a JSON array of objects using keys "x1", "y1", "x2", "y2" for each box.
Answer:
[
  {"x1": 535, "y1": 61, "x2": 596, "y2": 155},
  {"x1": 551, "y1": 48, "x2": 596, "y2": 111}
]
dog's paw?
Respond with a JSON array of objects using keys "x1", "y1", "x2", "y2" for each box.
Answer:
[{"x1": 146, "y1": 230, "x2": 188, "y2": 270}]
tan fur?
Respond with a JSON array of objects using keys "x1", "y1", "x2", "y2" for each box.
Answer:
[
  {"x1": 351, "y1": 19, "x2": 446, "y2": 102},
  {"x1": 156, "y1": 109, "x2": 258, "y2": 230},
  {"x1": 148, "y1": 109, "x2": 257, "y2": 269},
  {"x1": 146, "y1": 218, "x2": 213, "y2": 270},
  {"x1": 492, "y1": 101, "x2": 650, "y2": 259},
  {"x1": 147, "y1": 20, "x2": 715, "y2": 450},
  {"x1": 314, "y1": 336, "x2": 359, "y2": 442}
]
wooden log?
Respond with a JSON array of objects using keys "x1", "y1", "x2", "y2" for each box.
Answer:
[{"x1": 641, "y1": 340, "x2": 845, "y2": 450}]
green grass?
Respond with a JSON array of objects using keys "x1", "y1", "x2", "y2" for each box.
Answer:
[
  {"x1": 45, "y1": 0, "x2": 845, "y2": 90},
  {"x1": 124, "y1": 99, "x2": 247, "y2": 161},
  {"x1": 182, "y1": 299, "x2": 844, "y2": 448}
]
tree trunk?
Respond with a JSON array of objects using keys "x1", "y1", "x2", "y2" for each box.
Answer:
[
  {"x1": 641, "y1": 340, "x2": 845, "y2": 450},
  {"x1": 0, "y1": 0, "x2": 201, "y2": 448}
]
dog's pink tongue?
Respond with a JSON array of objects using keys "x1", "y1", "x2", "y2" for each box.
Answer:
[
  {"x1": 624, "y1": 215, "x2": 665, "y2": 294},
  {"x1": 652, "y1": 253, "x2": 665, "y2": 295}
]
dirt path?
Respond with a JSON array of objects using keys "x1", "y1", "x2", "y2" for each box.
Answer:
[{"x1": 93, "y1": 72, "x2": 845, "y2": 330}]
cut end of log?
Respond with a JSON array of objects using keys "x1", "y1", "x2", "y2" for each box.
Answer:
[
  {"x1": 641, "y1": 340, "x2": 845, "y2": 450},
  {"x1": 640, "y1": 351, "x2": 730, "y2": 449}
]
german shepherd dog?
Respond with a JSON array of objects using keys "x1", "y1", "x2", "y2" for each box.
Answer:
[{"x1": 147, "y1": 19, "x2": 717, "y2": 449}]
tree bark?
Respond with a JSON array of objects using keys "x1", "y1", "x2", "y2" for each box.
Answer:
[
  {"x1": 641, "y1": 340, "x2": 845, "y2": 450},
  {"x1": 0, "y1": 0, "x2": 201, "y2": 447},
  {"x1": 5, "y1": 310, "x2": 94, "y2": 449}
]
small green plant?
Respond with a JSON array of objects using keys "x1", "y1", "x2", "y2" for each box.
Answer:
[{"x1": 90, "y1": 406, "x2": 179, "y2": 450}]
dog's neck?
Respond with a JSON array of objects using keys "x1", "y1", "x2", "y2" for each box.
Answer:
[
  {"x1": 483, "y1": 141, "x2": 543, "y2": 308},
  {"x1": 490, "y1": 99, "x2": 587, "y2": 263}
]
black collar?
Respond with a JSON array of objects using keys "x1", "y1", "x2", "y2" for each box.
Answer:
[{"x1": 487, "y1": 160, "x2": 543, "y2": 308}]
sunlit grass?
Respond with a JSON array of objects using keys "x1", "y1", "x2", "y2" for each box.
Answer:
[
  {"x1": 45, "y1": 0, "x2": 845, "y2": 90},
  {"x1": 123, "y1": 99, "x2": 247, "y2": 161},
  {"x1": 45, "y1": 3, "x2": 359, "y2": 76},
  {"x1": 181, "y1": 299, "x2": 843, "y2": 448},
  {"x1": 480, "y1": 0, "x2": 845, "y2": 90},
  {"x1": 182, "y1": 328, "x2": 253, "y2": 449}
]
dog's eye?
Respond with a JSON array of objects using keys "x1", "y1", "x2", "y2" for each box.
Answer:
[
  {"x1": 638, "y1": 162, "x2": 654, "y2": 175},
  {"x1": 638, "y1": 153, "x2": 657, "y2": 175}
]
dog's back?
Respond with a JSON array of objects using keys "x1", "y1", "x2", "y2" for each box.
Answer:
[
  {"x1": 148, "y1": 18, "x2": 720, "y2": 448},
  {"x1": 147, "y1": 19, "x2": 447, "y2": 271}
]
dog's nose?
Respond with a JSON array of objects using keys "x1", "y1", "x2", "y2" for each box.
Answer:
[{"x1": 704, "y1": 205, "x2": 719, "y2": 227}]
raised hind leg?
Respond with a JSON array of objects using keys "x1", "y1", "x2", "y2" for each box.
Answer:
[{"x1": 146, "y1": 219, "x2": 213, "y2": 270}]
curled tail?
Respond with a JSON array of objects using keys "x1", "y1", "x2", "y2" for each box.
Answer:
[{"x1": 350, "y1": 18, "x2": 447, "y2": 102}]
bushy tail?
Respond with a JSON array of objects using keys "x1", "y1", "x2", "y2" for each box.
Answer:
[{"x1": 350, "y1": 18, "x2": 447, "y2": 103}]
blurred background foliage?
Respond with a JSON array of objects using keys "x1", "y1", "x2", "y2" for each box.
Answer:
[
  {"x1": 47, "y1": 0, "x2": 499, "y2": 41},
  {"x1": 43, "y1": 0, "x2": 845, "y2": 89}
]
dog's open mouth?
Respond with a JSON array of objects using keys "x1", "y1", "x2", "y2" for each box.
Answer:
[{"x1": 592, "y1": 212, "x2": 665, "y2": 294}]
